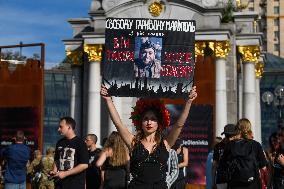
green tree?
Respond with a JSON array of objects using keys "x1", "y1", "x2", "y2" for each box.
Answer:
[
  {"x1": 1, "y1": 50, "x2": 27, "y2": 61},
  {"x1": 221, "y1": 0, "x2": 235, "y2": 23}
]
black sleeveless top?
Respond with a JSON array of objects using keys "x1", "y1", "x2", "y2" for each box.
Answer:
[
  {"x1": 103, "y1": 158, "x2": 127, "y2": 189},
  {"x1": 129, "y1": 141, "x2": 169, "y2": 189},
  {"x1": 177, "y1": 147, "x2": 185, "y2": 179},
  {"x1": 177, "y1": 147, "x2": 184, "y2": 163}
]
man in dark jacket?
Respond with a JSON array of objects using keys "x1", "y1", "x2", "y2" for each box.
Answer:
[
  {"x1": 212, "y1": 124, "x2": 237, "y2": 189},
  {"x1": 1, "y1": 130, "x2": 30, "y2": 189}
]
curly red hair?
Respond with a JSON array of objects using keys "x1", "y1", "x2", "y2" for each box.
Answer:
[{"x1": 130, "y1": 99, "x2": 170, "y2": 129}]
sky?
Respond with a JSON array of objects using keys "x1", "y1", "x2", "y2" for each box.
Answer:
[{"x1": 0, "y1": 0, "x2": 90, "y2": 68}]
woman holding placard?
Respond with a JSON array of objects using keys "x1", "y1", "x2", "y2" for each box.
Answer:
[{"x1": 100, "y1": 85, "x2": 197, "y2": 189}]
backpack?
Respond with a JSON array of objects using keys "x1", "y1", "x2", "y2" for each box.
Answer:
[{"x1": 227, "y1": 139, "x2": 258, "y2": 185}]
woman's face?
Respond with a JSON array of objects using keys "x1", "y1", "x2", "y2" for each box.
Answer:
[
  {"x1": 141, "y1": 110, "x2": 159, "y2": 135},
  {"x1": 271, "y1": 136, "x2": 280, "y2": 148},
  {"x1": 140, "y1": 48, "x2": 155, "y2": 65}
]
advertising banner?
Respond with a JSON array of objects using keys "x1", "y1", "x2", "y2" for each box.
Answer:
[
  {"x1": 0, "y1": 107, "x2": 39, "y2": 152},
  {"x1": 166, "y1": 104, "x2": 213, "y2": 185}
]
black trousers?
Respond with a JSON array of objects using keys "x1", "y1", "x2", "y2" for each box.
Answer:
[
  {"x1": 228, "y1": 179, "x2": 261, "y2": 189},
  {"x1": 273, "y1": 177, "x2": 284, "y2": 189}
]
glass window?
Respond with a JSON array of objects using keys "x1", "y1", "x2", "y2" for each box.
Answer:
[
  {"x1": 274, "y1": 31, "x2": 279, "y2": 40},
  {"x1": 260, "y1": 73, "x2": 284, "y2": 149},
  {"x1": 274, "y1": 44, "x2": 280, "y2": 51},
  {"x1": 274, "y1": 6, "x2": 280, "y2": 14},
  {"x1": 55, "y1": 74, "x2": 64, "y2": 81},
  {"x1": 44, "y1": 70, "x2": 71, "y2": 151},
  {"x1": 274, "y1": 18, "x2": 279, "y2": 26}
]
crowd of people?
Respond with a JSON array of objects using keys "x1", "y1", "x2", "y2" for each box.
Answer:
[
  {"x1": 209, "y1": 118, "x2": 284, "y2": 189},
  {"x1": 0, "y1": 85, "x2": 196, "y2": 189},
  {"x1": 2, "y1": 84, "x2": 284, "y2": 189}
]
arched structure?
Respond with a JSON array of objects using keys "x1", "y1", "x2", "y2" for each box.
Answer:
[{"x1": 63, "y1": 0, "x2": 264, "y2": 186}]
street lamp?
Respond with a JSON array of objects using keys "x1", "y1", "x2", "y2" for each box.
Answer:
[{"x1": 262, "y1": 85, "x2": 284, "y2": 128}]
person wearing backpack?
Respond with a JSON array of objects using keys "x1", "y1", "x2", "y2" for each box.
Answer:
[
  {"x1": 220, "y1": 118, "x2": 267, "y2": 189},
  {"x1": 212, "y1": 124, "x2": 238, "y2": 189}
]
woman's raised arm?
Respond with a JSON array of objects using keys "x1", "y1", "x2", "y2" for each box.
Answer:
[
  {"x1": 100, "y1": 85, "x2": 134, "y2": 148},
  {"x1": 166, "y1": 86, "x2": 197, "y2": 147}
]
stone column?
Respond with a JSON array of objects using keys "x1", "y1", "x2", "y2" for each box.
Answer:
[
  {"x1": 66, "y1": 50, "x2": 83, "y2": 136},
  {"x1": 215, "y1": 41, "x2": 230, "y2": 137},
  {"x1": 84, "y1": 44, "x2": 103, "y2": 144},
  {"x1": 254, "y1": 61, "x2": 264, "y2": 143},
  {"x1": 238, "y1": 71, "x2": 243, "y2": 120},
  {"x1": 238, "y1": 46, "x2": 260, "y2": 136}
]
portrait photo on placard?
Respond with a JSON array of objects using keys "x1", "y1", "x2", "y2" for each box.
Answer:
[{"x1": 134, "y1": 37, "x2": 162, "y2": 79}]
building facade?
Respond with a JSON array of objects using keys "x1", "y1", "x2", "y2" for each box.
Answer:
[
  {"x1": 43, "y1": 68, "x2": 72, "y2": 152},
  {"x1": 62, "y1": 0, "x2": 265, "y2": 186},
  {"x1": 63, "y1": 0, "x2": 264, "y2": 143},
  {"x1": 260, "y1": 53, "x2": 284, "y2": 149},
  {"x1": 266, "y1": 0, "x2": 283, "y2": 57},
  {"x1": 240, "y1": 0, "x2": 283, "y2": 57}
]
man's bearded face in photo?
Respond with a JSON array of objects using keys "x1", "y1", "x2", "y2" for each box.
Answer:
[{"x1": 140, "y1": 47, "x2": 155, "y2": 65}]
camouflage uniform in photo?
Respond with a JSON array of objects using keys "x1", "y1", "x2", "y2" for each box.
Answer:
[
  {"x1": 134, "y1": 59, "x2": 161, "y2": 78},
  {"x1": 39, "y1": 156, "x2": 54, "y2": 189},
  {"x1": 27, "y1": 158, "x2": 42, "y2": 189}
]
